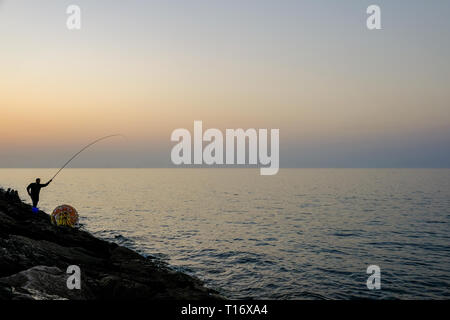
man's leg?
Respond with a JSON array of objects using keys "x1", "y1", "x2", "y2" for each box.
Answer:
[{"x1": 32, "y1": 196, "x2": 39, "y2": 208}]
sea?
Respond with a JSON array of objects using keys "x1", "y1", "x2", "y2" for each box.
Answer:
[{"x1": 1, "y1": 168, "x2": 449, "y2": 299}]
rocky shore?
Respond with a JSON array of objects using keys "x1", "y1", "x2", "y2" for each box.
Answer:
[{"x1": 0, "y1": 187, "x2": 223, "y2": 300}]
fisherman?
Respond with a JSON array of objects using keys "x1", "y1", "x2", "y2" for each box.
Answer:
[{"x1": 26, "y1": 178, "x2": 52, "y2": 210}]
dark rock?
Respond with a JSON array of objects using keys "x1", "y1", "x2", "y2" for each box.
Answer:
[
  {"x1": 0, "y1": 187, "x2": 224, "y2": 300},
  {"x1": 0, "y1": 265, "x2": 94, "y2": 300}
]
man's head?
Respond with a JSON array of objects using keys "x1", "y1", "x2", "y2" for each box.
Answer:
[{"x1": 36, "y1": 178, "x2": 40, "y2": 184}]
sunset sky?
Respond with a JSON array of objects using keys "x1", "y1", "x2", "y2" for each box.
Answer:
[{"x1": 1, "y1": 0, "x2": 449, "y2": 168}]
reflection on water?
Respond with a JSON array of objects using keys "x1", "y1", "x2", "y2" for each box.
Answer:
[{"x1": 1, "y1": 168, "x2": 449, "y2": 299}]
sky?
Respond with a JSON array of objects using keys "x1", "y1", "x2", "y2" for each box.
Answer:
[{"x1": 0, "y1": 0, "x2": 449, "y2": 168}]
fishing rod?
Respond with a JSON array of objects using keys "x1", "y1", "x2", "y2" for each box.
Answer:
[{"x1": 50, "y1": 134, "x2": 125, "y2": 181}]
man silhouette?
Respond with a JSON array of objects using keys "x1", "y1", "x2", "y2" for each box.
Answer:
[{"x1": 27, "y1": 178, "x2": 52, "y2": 210}]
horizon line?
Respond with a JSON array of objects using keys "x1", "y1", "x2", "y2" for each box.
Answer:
[{"x1": 0, "y1": 167, "x2": 449, "y2": 170}]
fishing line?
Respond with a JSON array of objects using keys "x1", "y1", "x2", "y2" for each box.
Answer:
[{"x1": 50, "y1": 134, "x2": 125, "y2": 181}]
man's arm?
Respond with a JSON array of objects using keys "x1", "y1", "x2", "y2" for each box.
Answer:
[
  {"x1": 26, "y1": 184, "x2": 32, "y2": 196},
  {"x1": 42, "y1": 179, "x2": 52, "y2": 187}
]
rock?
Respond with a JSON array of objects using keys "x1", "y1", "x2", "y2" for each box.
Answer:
[
  {"x1": 0, "y1": 265, "x2": 93, "y2": 300},
  {"x1": 0, "y1": 187, "x2": 224, "y2": 300}
]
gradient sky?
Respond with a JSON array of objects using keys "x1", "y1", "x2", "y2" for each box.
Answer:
[{"x1": 1, "y1": 0, "x2": 449, "y2": 168}]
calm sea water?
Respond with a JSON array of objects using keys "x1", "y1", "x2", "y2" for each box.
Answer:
[{"x1": 1, "y1": 169, "x2": 449, "y2": 299}]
